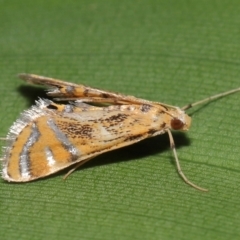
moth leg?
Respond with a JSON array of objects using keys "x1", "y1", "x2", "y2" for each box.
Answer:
[
  {"x1": 63, "y1": 157, "x2": 95, "y2": 180},
  {"x1": 166, "y1": 129, "x2": 208, "y2": 192}
]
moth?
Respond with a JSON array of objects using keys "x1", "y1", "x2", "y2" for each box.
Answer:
[{"x1": 1, "y1": 74, "x2": 240, "y2": 191}]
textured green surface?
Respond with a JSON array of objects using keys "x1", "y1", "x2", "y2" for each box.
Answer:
[{"x1": 1, "y1": 0, "x2": 240, "y2": 239}]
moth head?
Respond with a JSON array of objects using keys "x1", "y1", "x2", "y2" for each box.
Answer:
[{"x1": 168, "y1": 108, "x2": 191, "y2": 131}]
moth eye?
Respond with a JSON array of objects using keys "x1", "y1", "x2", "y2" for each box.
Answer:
[{"x1": 171, "y1": 118, "x2": 184, "y2": 130}]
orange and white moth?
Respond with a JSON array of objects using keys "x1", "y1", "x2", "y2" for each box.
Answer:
[{"x1": 1, "y1": 74, "x2": 240, "y2": 191}]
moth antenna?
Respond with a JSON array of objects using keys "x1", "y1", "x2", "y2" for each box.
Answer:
[
  {"x1": 166, "y1": 129, "x2": 208, "y2": 192},
  {"x1": 182, "y1": 87, "x2": 240, "y2": 111}
]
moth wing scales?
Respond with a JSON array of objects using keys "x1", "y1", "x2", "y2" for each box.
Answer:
[
  {"x1": 19, "y1": 73, "x2": 162, "y2": 106},
  {"x1": 2, "y1": 101, "x2": 169, "y2": 182}
]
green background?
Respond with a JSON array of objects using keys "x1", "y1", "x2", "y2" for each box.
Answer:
[{"x1": 1, "y1": 0, "x2": 240, "y2": 239}]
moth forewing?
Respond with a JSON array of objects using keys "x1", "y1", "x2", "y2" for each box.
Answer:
[
  {"x1": 2, "y1": 98, "x2": 182, "y2": 182},
  {"x1": 18, "y1": 73, "x2": 154, "y2": 105}
]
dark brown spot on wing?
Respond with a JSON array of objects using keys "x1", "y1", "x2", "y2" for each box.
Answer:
[
  {"x1": 103, "y1": 113, "x2": 128, "y2": 124},
  {"x1": 147, "y1": 128, "x2": 157, "y2": 135},
  {"x1": 124, "y1": 134, "x2": 143, "y2": 142},
  {"x1": 56, "y1": 120, "x2": 94, "y2": 139},
  {"x1": 83, "y1": 88, "x2": 89, "y2": 96},
  {"x1": 47, "y1": 104, "x2": 58, "y2": 110},
  {"x1": 70, "y1": 124, "x2": 93, "y2": 138},
  {"x1": 140, "y1": 104, "x2": 152, "y2": 113},
  {"x1": 160, "y1": 122, "x2": 166, "y2": 128},
  {"x1": 101, "y1": 93, "x2": 111, "y2": 98}
]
